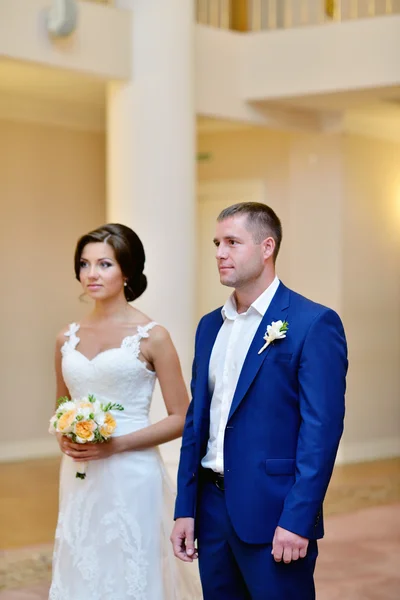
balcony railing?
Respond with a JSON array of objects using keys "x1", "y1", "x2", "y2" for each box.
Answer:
[
  {"x1": 84, "y1": 0, "x2": 113, "y2": 3},
  {"x1": 83, "y1": 1, "x2": 400, "y2": 29},
  {"x1": 196, "y1": 0, "x2": 232, "y2": 28},
  {"x1": 196, "y1": 0, "x2": 400, "y2": 30},
  {"x1": 249, "y1": 0, "x2": 400, "y2": 30}
]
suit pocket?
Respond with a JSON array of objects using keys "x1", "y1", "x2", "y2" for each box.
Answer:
[{"x1": 265, "y1": 458, "x2": 296, "y2": 475}]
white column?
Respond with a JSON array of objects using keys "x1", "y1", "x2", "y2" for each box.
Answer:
[{"x1": 107, "y1": 1, "x2": 196, "y2": 465}]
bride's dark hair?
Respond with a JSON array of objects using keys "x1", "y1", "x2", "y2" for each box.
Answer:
[{"x1": 74, "y1": 224, "x2": 147, "y2": 302}]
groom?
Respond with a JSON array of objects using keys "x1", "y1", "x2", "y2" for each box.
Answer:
[{"x1": 171, "y1": 202, "x2": 347, "y2": 599}]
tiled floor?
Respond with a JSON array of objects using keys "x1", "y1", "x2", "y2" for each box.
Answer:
[
  {"x1": 324, "y1": 457, "x2": 400, "y2": 516},
  {"x1": 0, "y1": 457, "x2": 60, "y2": 549},
  {"x1": 316, "y1": 503, "x2": 400, "y2": 599},
  {"x1": 0, "y1": 456, "x2": 399, "y2": 598}
]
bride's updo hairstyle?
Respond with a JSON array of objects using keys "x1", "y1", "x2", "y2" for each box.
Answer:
[{"x1": 74, "y1": 223, "x2": 147, "y2": 302}]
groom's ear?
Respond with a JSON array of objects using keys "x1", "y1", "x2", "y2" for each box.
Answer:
[{"x1": 262, "y1": 236, "x2": 275, "y2": 261}]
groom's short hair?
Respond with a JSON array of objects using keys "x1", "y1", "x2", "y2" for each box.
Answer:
[{"x1": 217, "y1": 202, "x2": 282, "y2": 261}]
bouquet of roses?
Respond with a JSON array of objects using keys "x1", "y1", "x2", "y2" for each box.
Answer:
[{"x1": 49, "y1": 394, "x2": 123, "y2": 479}]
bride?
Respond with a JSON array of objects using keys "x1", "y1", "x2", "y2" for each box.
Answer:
[{"x1": 49, "y1": 223, "x2": 199, "y2": 600}]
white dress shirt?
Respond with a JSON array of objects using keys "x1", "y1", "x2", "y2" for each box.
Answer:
[{"x1": 201, "y1": 277, "x2": 280, "y2": 474}]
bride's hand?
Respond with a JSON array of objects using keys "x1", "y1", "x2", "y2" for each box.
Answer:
[
  {"x1": 60, "y1": 436, "x2": 121, "y2": 461},
  {"x1": 57, "y1": 433, "x2": 86, "y2": 458},
  {"x1": 57, "y1": 433, "x2": 73, "y2": 456}
]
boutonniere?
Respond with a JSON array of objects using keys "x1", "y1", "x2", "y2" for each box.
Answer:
[{"x1": 258, "y1": 320, "x2": 289, "y2": 355}]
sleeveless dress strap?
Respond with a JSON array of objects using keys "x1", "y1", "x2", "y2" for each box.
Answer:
[
  {"x1": 61, "y1": 322, "x2": 81, "y2": 355},
  {"x1": 121, "y1": 322, "x2": 158, "y2": 358},
  {"x1": 137, "y1": 321, "x2": 158, "y2": 339}
]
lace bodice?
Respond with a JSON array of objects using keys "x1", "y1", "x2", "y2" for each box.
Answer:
[{"x1": 61, "y1": 321, "x2": 158, "y2": 435}]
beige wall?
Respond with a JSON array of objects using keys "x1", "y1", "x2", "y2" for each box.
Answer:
[
  {"x1": 0, "y1": 119, "x2": 105, "y2": 456},
  {"x1": 286, "y1": 132, "x2": 344, "y2": 312},
  {"x1": 341, "y1": 134, "x2": 400, "y2": 460},
  {"x1": 197, "y1": 127, "x2": 292, "y2": 286},
  {"x1": 197, "y1": 128, "x2": 344, "y2": 309},
  {"x1": 197, "y1": 127, "x2": 400, "y2": 462}
]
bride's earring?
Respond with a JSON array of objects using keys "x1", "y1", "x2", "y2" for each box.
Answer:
[{"x1": 124, "y1": 281, "x2": 128, "y2": 287}]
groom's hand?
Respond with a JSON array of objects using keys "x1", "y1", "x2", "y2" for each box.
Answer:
[
  {"x1": 170, "y1": 517, "x2": 198, "y2": 563},
  {"x1": 272, "y1": 526, "x2": 309, "y2": 564}
]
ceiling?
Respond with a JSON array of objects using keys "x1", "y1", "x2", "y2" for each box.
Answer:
[
  {"x1": 1, "y1": 58, "x2": 400, "y2": 141},
  {"x1": 0, "y1": 59, "x2": 106, "y2": 105},
  {"x1": 252, "y1": 86, "x2": 400, "y2": 141},
  {"x1": 258, "y1": 86, "x2": 400, "y2": 112}
]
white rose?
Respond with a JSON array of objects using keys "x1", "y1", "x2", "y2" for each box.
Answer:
[
  {"x1": 48, "y1": 415, "x2": 57, "y2": 434},
  {"x1": 258, "y1": 320, "x2": 289, "y2": 355},
  {"x1": 57, "y1": 400, "x2": 76, "y2": 414},
  {"x1": 91, "y1": 400, "x2": 102, "y2": 414},
  {"x1": 76, "y1": 406, "x2": 92, "y2": 420},
  {"x1": 266, "y1": 320, "x2": 287, "y2": 342},
  {"x1": 94, "y1": 412, "x2": 106, "y2": 426}
]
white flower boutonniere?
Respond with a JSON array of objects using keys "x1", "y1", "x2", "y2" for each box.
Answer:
[{"x1": 258, "y1": 320, "x2": 289, "y2": 355}]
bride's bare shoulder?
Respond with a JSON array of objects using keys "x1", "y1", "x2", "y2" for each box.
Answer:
[
  {"x1": 55, "y1": 323, "x2": 79, "y2": 348},
  {"x1": 128, "y1": 308, "x2": 169, "y2": 340},
  {"x1": 128, "y1": 307, "x2": 154, "y2": 327}
]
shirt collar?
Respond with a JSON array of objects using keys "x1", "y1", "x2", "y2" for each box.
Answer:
[{"x1": 221, "y1": 276, "x2": 280, "y2": 320}]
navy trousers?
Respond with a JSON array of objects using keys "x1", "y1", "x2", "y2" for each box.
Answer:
[{"x1": 197, "y1": 479, "x2": 317, "y2": 600}]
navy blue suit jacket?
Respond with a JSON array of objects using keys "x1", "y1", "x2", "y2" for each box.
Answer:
[{"x1": 175, "y1": 282, "x2": 347, "y2": 544}]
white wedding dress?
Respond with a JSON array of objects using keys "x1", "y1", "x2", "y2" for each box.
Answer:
[{"x1": 49, "y1": 322, "x2": 201, "y2": 600}]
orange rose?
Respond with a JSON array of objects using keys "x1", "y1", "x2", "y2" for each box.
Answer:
[
  {"x1": 100, "y1": 413, "x2": 117, "y2": 438},
  {"x1": 57, "y1": 409, "x2": 76, "y2": 433},
  {"x1": 78, "y1": 401, "x2": 93, "y2": 410},
  {"x1": 75, "y1": 420, "x2": 96, "y2": 442}
]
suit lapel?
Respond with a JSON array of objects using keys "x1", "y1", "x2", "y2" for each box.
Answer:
[
  {"x1": 228, "y1": 283, "x2": 290, "y2": 421},
  {"x1": 194, "y1": 310, "x2": 223, "y2": 425}
]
